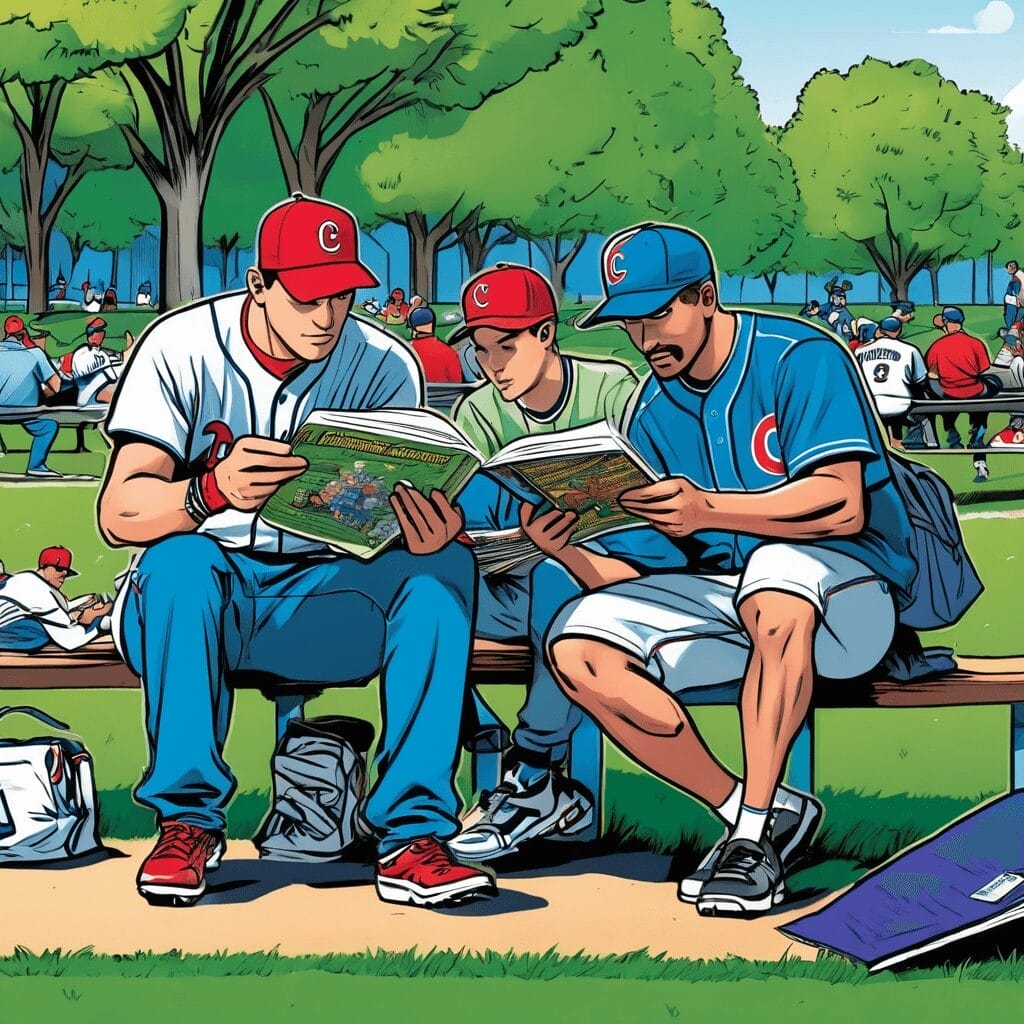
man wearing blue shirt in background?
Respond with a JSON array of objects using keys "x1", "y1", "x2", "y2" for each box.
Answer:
[
  {"x1": 527, "y1": 224, "x2": 916, "y2": 918},
  {"x1": 0, "y1": 326, "x2": 63, "y2": 477}
]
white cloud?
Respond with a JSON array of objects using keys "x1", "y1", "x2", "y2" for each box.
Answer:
[
  {"x1": 1005, "y1": 80, "x2": 1024, "y2": 147},
  {"x1": 928, "y1": 1, "x2": 1015, "y2": 34}
]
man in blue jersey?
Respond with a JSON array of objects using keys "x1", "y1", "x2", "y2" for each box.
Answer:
[{"x1": 532, "y1": 223, "x2": 915, "y2": 918}]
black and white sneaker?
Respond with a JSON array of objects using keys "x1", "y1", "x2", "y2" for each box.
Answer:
[
  {"x1": 677, "y1": 793, "x2": 823, "y2": 903},
  {"x1": 447, "y1": 763, "x2": 594, "y2": 862},
  {"x1": 696, "y1": 836, "x2": 784, "y2": 916}
]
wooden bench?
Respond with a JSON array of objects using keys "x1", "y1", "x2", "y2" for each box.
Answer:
[
  {"x1": 2, "y1": 640, "x2": 1022, "y2": 843},
  {"x1": 0, "y1": 405, "x2": 108, "y2": 456},
  {"x1": 905, "y1": 395, "x2": 1024, "y2": 453}
]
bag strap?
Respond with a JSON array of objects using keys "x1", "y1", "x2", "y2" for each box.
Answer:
[{"x1": 0, "y1": 705, "x2": 73, "y2": 734}]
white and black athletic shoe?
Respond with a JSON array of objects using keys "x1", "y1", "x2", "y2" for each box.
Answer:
[
  {"x1": 447, "y1": 763, "x2": 594, "y2": 862},
  {"x1": 696, "y1": 836, "x2": 785, "y2": 916},
  {"x1": 677, "y1": 794, "x2": 823, "y2": 903}
]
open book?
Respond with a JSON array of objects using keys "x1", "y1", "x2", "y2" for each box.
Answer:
[{"x1": 259, "y1": 409, "x2": 659, "y2": 559}]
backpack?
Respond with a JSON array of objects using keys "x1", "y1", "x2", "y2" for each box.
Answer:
[
  {"x1": 887, "y1": 454, "x2": 983, "y2": 630},
  {"x1": 255, "y1": 715, "x2": 375, "y2": 862},
  {"x1": 0, "y1": 705, "x2": 101, "y2": 863}
]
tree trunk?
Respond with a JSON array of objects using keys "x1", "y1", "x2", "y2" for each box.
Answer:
[
  {"x1": 876, "y1": 273, "x2": 882, "y2": 303},
  {"x1": 738, "y1": 277, "x2": 744, "y2": 302},
  {"x1": 971, "y1": 259, "x2": 977, "y2": 306},
  {"x1": 804, "y1": 271, "x2": 809, "y2": 304},
  {"x1": 537, "y1": 235, "x2": 586, "y2": 309},
  {"x1": 928, "y1": 263, "x2": 939, "y2": 306},
  {"x1": 219, "y1": 242, "x2": 230, "y2": 292},
  {"x1": 406, "y1": 212, "x2": 432, "y2": 302},
  {"x1": 110, "y1": 248, "x2": 120, "y2": 291},
  {"x1": 987, "y1": 251, "x2": 994, "y2": 306},
  {"x1": 4, "y1": 245, "x2": 11, "y2": 304},
  {"x1": 233, "y1": 245, "x2": 240, "y2": 282},
  {"x1": 760, "y1": 273, "x2": 778, "y2": 303},
  {"x1": 158, "y1": 156, "x2": 205, "y2": 309}
]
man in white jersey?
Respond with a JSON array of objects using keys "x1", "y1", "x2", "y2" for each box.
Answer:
[
  {"x1": 100, "y1": 194, "x2": 495, "y2": 909},
  {"x1": 53, "y1": 318, "x2": 133, "y2": 405},
  {"x1": 854, "y1": 316, "x2": 928, "y2": 450}
]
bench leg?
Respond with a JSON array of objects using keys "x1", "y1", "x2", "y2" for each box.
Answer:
[
  {"x1": 1013, "y1": 703, "x2": 1024, "y2": 791},
  {"x1": 274, "y1": 694, "x2": 306, "y2": 744},
  {"x1": 469, "y1": 688, "x2": 505, "y2": 796},
  {"x1": 786, "y1": 713, "x2": 815, "y2": 795},
  {"x1": 556, "y1": 714, "x2": 602, "y2": 843}
]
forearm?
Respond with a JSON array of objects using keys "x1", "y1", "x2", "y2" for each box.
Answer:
[
  {"x1": 700, "y1": 474, "x2": 864, "y2": 540},
  {"x1": 99, "y1": 476, "x2": 196, "y2": 546},
  {"x1": 553, "y1": 545, "x2": 642, "y2": 590}
]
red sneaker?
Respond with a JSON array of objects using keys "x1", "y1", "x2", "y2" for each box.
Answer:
[
  {"x1": 376, "y1": 837, "x2": 497, "y2": 907},
  {"x1": 137, "y1": 820, "x2": 226, "y2": 907}
]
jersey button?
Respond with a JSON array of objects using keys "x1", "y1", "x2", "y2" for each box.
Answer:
[
  {"x1": 710, "y1": 410, "x2": 719, "y2": 418},
  {"x1": 716, "y1": 437, "x2": 724, "y2": 445}
]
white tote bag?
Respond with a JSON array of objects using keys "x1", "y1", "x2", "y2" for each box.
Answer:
[{"x1": 0, "y1": 705, "x2": 101, "y2": 863}]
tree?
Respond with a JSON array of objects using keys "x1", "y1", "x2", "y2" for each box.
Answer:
[
  {"x1": 57, "y1": 165, "x2": 158, "y2": 294},
  {"x1": 260, "y1": 0, "x2": 601, "y2": 198},
  {"x1": 203, "y1": 96, "x2": 286, "y2": 290},
  {"x1": 118, "y1": 1, "x2": 351, "y2": 308},
  {"x1": 0, "y1": 168, "x2": 25, "y2": 304},
  {"x1": 0, "y1": 5, "x2": 185, "y2": 312},
  {"x1": 780, "y1": 59, "x2": 1013, "y2": 302}
]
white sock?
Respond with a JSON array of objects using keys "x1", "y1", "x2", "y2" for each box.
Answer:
[
  {"x1": 732, "y1": 805, "x2": 770, "y2": 844},
  {"x1": 714, "y1": 782, "x2": 743, "y2": 825},
  {"x1": 772, "y1": 785, "x2": 804, "y2": 814}
]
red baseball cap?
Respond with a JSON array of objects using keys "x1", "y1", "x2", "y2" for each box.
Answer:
[
  {"x1": 256, "y1": 193, "x2": 379, "y2": 303},
  {"x1": 451, "y1": 265, "x2": 558, "y2": 344},
  {"x1": 4, "y1": 315, "x2": 25, "y2": 336},
  {"x1": 38, "y1": 546, "x2": 78, "y2": 577}
]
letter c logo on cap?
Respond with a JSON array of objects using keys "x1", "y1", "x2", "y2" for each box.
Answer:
[
  {"x1": 605, "y1": 240, "x2": 627, "y2": 286},
  {"x1": 472, "y1": 282, "x2": 489, "y2": 308},
  {"x1": 318, "y1": 220, "x2": 341, "y2": 254}
]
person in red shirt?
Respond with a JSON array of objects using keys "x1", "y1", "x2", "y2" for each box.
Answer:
[
  {"x1": 925, "y1": 306, "x2": 1000, "y2": 453},
  {"x1": 407, "y1": 306, "x2": 462, "y2": 382}
]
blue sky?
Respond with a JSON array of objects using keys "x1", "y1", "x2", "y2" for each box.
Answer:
[{"x1": 713, "y1": 0, "x2": 1024, "y2": 142}]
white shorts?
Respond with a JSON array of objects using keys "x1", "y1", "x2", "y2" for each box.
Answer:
[{"x1": 546, "y1": 543, "x2": 895, "y2": 695}]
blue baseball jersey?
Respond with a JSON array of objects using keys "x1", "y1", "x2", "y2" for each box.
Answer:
[{"x1": 623, "y1": 311, "x2": 916, "y2": 591}]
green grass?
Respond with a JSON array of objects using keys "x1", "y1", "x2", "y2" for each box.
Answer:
[{"x1": 3, "y1": 949, "x2": 1024, "y2": 1023}]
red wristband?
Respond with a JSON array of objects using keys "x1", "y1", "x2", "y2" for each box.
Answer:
[{"x1": 200, "y1": 469, "x2": 230, "y2": 514}]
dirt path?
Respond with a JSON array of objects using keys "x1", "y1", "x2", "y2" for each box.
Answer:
[{"x1": 0, "y1": 842, "x2": 826, "y2": 962}]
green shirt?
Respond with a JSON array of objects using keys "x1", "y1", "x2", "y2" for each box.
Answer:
[{"x1": 452, "y1": 356, "x2": 639, "y2": 458}]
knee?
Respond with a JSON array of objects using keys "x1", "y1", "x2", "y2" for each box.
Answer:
[
  {"x1": 396, "y1": 543, "x2": 476, "y2": 614},
  {"x1": 742, "y1": 595, "x2": 816, "y2": 657},
  {"x1": 136, "y1": 534, "x2": 231, "y2": 591}
]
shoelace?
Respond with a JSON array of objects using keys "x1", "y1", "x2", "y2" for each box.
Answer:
[
  {"x1": 715, "y1": 841, "x2": 768, "y2": 879},
  {"x1": 410, "y1": 840, "x2": 461, "y2": 874},
  {"x1": 478, "y1": 782, "x2": 518, "y2": 819},
  {"x1": 153, "y1": 822, "x2": 208, "y2": 861}
]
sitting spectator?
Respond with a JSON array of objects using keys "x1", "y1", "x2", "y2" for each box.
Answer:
[
  {"x1": 50, "y1": 273, "x2": 67, "y2": 302},
  {"x1": 854, "y1": 316, "x2": 928, "y2": 450},
  {"x1": 53, "y1": 318, "x2": 134, "y2": 406},
  {"x1": 822, "y1": 280, "x2": 854, "y2": 342},
  {"x1": 926, "y1": 307, "x2": 1000, "y2": 447},
  {"x1": 361, "y1": 297, "x2": 382, "y2": 316},
  {"x1": 379, "y1": 287, "x2": 411, "y2": 325},
  {"x1": 407, "y1": 306, "x2": 462, "y2": 383},
  {"x1": 80, "y1": 280, "x2": 102, "y2": 313},
  {"x1": 1003, "y1": 260, "x2": 1024, "y2": 334},
  {"x1": 0, "y1": 323, "x2": 63, "y2": 477},
  {"x1": 891, "y1": 300, "x2": 916, "y2": 325},
  {"x1": 3, "y1": 315, "x2": 48, "y2": 351},
  {"x1": 851, "y1": 317, "x2": 879, "y2": 350},
  {"x1": 0, "y1": 546, "x2": 112, "y2": 652},
  {"x1": 101, "y1": 287, "x2": 118, "y2": 312},
  {"x1": 798, "y1": 298, "x2": 821, "y2": 320},
  {"x1": 135, "y1": 281, "x2": 155, "y2": 307}
]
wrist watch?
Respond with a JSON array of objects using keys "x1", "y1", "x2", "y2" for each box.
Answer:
[{"x1": 184, "y1": 474, "x2": 212, "y2": 524}]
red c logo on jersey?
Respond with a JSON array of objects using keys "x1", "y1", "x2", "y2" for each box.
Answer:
[
  {"x1": 604, "y1": 241, "x2": 628, "y2": 285},
  {"x1": 203, "y1": 421, "x2": 235, "y2": 469},
  {"x1": 751, "y1": 415, "x2": 784, "y2": 476}
]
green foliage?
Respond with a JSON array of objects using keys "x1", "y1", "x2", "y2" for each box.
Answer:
[
  {"x1": 57, "y1": 166, "x2": 158, "y2": 252},
  {"x1": 780, "y1": 59, "x2": 1019, "y2": 297}
]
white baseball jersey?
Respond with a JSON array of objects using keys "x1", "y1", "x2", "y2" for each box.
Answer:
[
  {"x1": 105, "y1": 291, "x2": 423, "y2": 554},
  {"x1": 854, "y1": 338, "x2": 927, "y2": 419},
  {"x1": 63, "y1": 346, "x2": 120, "y2": 405},
  {"x1": 0, "y1": 572, "x2": 101, "y2": 651}
]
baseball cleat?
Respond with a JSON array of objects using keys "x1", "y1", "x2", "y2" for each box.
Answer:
[
  {"x1": 448, "y1": 763, "x2": 594, "y2": 862},
  {"x1": 375, "y1": 838, "x2": 497, "y2": 907},
  {"x1": 137, "y1": 820, "x2": 226, "y2": 907},
  {"x1": 679, "y1": 793, "x2": 822, "y2": 903}
]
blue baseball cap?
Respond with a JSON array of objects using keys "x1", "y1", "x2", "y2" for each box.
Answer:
[
  {"x1": 941, "y1": 306, "x2": 965, "y2": 323},
  {"x1": 857, "y1": 321, "x2": 878, "y2": 342},
  {"x1": 578, "y1": 223, "x2": 714, "y2": 328},
  {"x1": 879, "y1": 316, "x2": 902, "y2": 334},
  {"x1": 408, "y1": 306, "x2": 435, "y2": 328}
]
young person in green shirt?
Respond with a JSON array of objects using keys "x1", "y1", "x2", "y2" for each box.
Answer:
[{"x1": 447, "y1": 264, "x2": 642, "y2": 859}]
